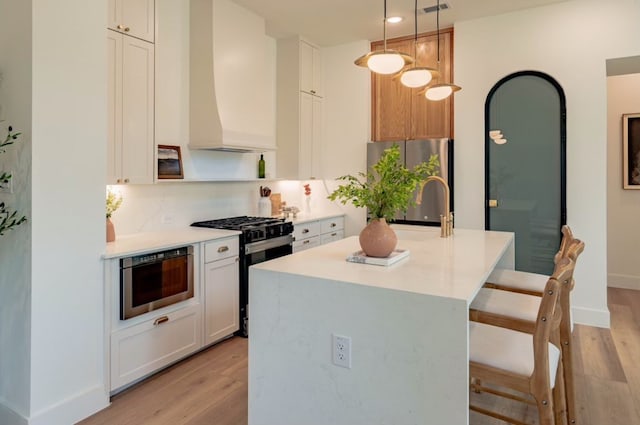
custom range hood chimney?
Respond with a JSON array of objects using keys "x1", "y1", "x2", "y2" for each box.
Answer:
[{"x1": 189, "y1": 0, "x2": 276, "y2": 153}]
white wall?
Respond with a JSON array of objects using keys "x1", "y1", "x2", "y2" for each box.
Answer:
[
  {"x1": 29, "y1": 0, "x2": 109, "y2": 423},
  {"x1": 1, "y1": 1, "x2": 109, "y2": 424},
  {"x1": 607, "y1": 73, "x2": 640, "y2": 289},
  {"x1": 0, "y1": 0, "x2": 32, "y2": 422},
  {"x1": 321, "y1": 40, "x2": 371, "y2": 236},
  {"x1": 454, "y1": 0, "x2": 640, "y2": 327}
]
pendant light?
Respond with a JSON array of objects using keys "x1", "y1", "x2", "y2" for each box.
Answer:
[
  {"x1": 399, "y1": 0, "x2": 439, "y2": 88},
  {"x1": 355, "y1": 0, "x2": 414, "y2": 75},
  {"x1": 423, "y1": 0, "x2": 461, "y2": 100}
]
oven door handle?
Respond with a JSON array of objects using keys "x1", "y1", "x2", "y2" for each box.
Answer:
[{"x1": 245, "y1": 234, "x2": 293, "y2": 254}]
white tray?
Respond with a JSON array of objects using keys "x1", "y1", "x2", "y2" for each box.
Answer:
[{"x1": 346, "y1": 249, "x2": 410, "y2": 266}]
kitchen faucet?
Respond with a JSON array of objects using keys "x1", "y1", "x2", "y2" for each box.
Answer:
[{"x1": 416, "y1": 176, "x2": 453, "y2": 238}]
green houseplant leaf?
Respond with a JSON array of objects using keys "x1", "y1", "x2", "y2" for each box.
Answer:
[{"x1": 328, "y1": 144, "x2": 440, "y2": 222}]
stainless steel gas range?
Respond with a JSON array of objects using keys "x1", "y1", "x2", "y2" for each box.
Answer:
[{"x1": 191, "y1": 216, "x2": 294, "y2": 337}]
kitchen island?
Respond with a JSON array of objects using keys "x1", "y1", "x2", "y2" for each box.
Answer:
[{"x1": 248, "y1": 226, "x2": 514, "y2": 425}]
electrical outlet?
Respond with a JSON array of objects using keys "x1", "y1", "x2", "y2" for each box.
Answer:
[
  {"x1": 332, "y1": 334, "x2": 351, "y2": 369},
  {"x1": 0, "y1": 171, "x2": 12, "y2": 194}
]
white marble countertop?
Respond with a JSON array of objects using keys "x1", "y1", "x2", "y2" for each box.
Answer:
[
  {"x1": 103, "y1": 228, "x2": 240, "y2": 259},
  {"x1": 252, "y1": 227, "x2": 514, "y2": 303}
]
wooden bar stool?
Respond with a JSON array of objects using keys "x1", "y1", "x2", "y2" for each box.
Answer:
[
  {"x1": 470, "y1": 237, "x2": 585, "y2": 424},
  {"x1": 469, "y1": 258, "x2": 574, "y2": 425},
  {"x1": 484, "y1": 225, "x2": 574, "y2": 296}
]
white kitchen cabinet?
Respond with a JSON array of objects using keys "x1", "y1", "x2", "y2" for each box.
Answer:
[
  {"x1": 320, "y1": 216, "x2": 345, "y2": 245},
  {"x1": 107, "y1": 29, "x2": 154, "y2": 185},
  {"x1": 299, "y1": 40, "x2": 323, "y2": 97},
  {"x1": 203, "y1": 237, "x2": 239, "y2": 345},
  {"x1": 293, "y1": 216, "x2": 344, "y2": 252},
  {"x1": 276, "y1": 36, "x2": 325, "y2": 180},
  {"x1": 293, "y1": 220, "x2": 321, "y2": 252},
  {"x1": 110, "y1": 304, "x2": 201, "y2": 391},
  {"x1": 108, "y1": 0, "x2": 155, "y2": 43}
]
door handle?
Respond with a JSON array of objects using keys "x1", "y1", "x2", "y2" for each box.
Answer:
[{"x1": 488, "y1": 199, "x2": 499, "y2": 208}]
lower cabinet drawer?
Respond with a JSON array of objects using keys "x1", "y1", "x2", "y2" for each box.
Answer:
[
  {"x1": 321, "y1": 229, "x2": 344, "y2": 245},
  {"x1": 110, "y1": 304, "x2": 202, "y2": 391},
  {"x1": 293, "y1": 235, "x2": 321, "y2": 252}
]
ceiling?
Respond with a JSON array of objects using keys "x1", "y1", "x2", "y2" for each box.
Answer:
[{"x1": 231, "y1": 0, "x2": 569, "y2": 46}]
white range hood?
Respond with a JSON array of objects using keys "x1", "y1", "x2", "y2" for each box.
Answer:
[{"x1": 189, "y1": 0, "x2": 276, "y2": 152}]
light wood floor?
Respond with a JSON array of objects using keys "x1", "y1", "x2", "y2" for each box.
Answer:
[{"x1": 79, "y1": 287, "x2": 640, "y2": 425}]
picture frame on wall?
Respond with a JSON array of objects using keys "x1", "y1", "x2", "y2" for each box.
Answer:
[{"x1": 157, "y1": 145, "x2": 184, "y2": 179}]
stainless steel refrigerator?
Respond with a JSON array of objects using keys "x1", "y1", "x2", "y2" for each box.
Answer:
[{"x1": 366, "y1": 139, "x2": 454, "y2": 226}]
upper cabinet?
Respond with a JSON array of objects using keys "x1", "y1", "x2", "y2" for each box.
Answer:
[
  {"x1": 108, "y1": 0, "x2": 155, "y2": 43},
  {"x1": 276, "y1": 37, "x2": 324, "y2": 180},
  {"x1": 107, "y1": 30, "x2": 155, "y2": 185},
  {"x1": 300, "y1": 40, "x2": 323, "y2": 98},
  {"x1": 371, "y1": 28, "x2": 453, "y2": 141}
]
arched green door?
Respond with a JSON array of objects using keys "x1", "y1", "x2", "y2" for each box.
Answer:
[{"x1": 485, "y1": 71, "x2": 566, "y2": 275}]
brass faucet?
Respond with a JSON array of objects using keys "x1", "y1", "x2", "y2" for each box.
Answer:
[{"x1": 416, "y1": 176, "x2": 453, "y2": 238}]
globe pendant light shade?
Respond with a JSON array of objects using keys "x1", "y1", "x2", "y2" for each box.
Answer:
[
  {"x1": 424, "y1": 83, "x2": 461, "y2": 101},
  {"x1": 400, "y1": 67, "x2": 435, "y2": 88},
  {"x1": 354, "y1": 50, "x2": 413, "y2": 75}
]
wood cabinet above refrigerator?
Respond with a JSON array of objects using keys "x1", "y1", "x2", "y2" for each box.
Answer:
[{"x1": 371, "y1": 28, "x2": 453, "y2": 141}]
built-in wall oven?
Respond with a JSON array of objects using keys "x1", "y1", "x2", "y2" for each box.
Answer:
[
  {"x1": 192, "y1": 216, "x2": 294, "y2": 336},
  {"x1": 120, "y1": 245, "x2": 194, "y2": 320}
]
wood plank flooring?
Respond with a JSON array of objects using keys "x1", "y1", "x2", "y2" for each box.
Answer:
[{"x1": 79, "y1": 287, "x2": 640, "y2": 425}]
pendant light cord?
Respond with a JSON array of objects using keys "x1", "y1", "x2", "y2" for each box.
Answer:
[
  {"x1": 413, "y1": 0, "x2": 418, "y2": 63},
  {"x1": 436, "y1": 0, "x2": 441, "y2": 65},
  {"x1": 383, "y1": 0, "x2": 388, "y2": 50}
]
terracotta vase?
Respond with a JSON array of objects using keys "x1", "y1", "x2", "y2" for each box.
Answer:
[
  {"x1": 106, "y1": 217, "x2": 116, "y2": 242},
  {"x1": 359, "y1": 218, "x2": 397, "y2": 258}
]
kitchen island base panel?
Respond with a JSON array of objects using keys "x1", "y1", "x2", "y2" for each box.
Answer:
[{"x1": 248, "y1": 271, "x2": 469, "y2": 425}]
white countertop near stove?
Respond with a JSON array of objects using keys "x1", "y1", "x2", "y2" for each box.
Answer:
[
  {"x1": 103, "y1": 228, "x2": 240, "y2": 259},
  {"x1": 281, "y1": 211, "x2": 344, "y2": 225}
]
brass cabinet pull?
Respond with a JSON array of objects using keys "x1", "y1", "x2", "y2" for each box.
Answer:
[
  {"x1": 153, "y1": 316, "x2": 169, "y2": 326},
  {"x1": 302, "y1": 228, "x2": 309, "y2": 234},
  {"x1": 330, "y1": 222, "x2": 336, "y2": 227},
  {"x1": 303, "y1": 240, "x2": 310, "y2": 244},
  {"x1": 331, "y1": 232, "x2": 337, "y2": 237},
  {"x1": 117, "y1": 24, "x2": 130, "y2": 32},
  {"x1": 217, "y1": 246, "x2": 229, "y2": 253},
  {"x1": 124, "y1": 178, "x2": 130, "y2": 183},
  {"x1": 310, "y1": 90, "x2": 316, "y2": 94},
  {"x1": 116, "y1": 178, "x2": 122, "y2": 184},
  {"x1": 488, "y1": 199, "x2": 498, "y2": 208}
]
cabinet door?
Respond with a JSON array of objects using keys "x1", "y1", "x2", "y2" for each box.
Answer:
[
  {"x1": 311, "y1": 95, "x2": 323, "y2": 179},
  {"x1": 107, "y1": 30, "x2": 123, "y2": 184},
  {"x1": 300, "y1": 41, "x2": 322, "y2": 97},
  {"x1": 204, "y1": 256, "x2": 239, "y2": 346},
  {"x1": 293, "y1": 236, "x2": 321, "y2": 252},
  {"x1": 109, "y1": 0, "x2": 155, "y2": 43},
  {"x1": 412, "y1": 31, "x2": 452, "y2": 139},
  {"x1": 299, "y1": 93, "x2": 323, "y2": 179},
  {"x1": 121, "y1": 36, "x2": 154, "y2": 184},
  {"x1": 371, "y1": 29, "x2": 454, "y2": 141},
  {"x1": 299, "y1": 92, "x2": 314, "y2": 178},
  {"x1": 371, "y1": 38, "x2": 413, "y2": 141},
  {"x1": 110, "y1": 304, "x2": 201, "y2": 391}
]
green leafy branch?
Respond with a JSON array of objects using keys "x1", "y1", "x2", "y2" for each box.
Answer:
[
  {"x1": 328, "y1": 144, "x2": 440, "y2": 221},
  {"x1": 0, "y1": 125, "x2": 27, "y2": 236}
]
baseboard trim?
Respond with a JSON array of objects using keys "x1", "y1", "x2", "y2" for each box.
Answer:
[
  {"x1": 607, "y1": 273, "x2": 640, "y2": 290},
  {"x1": 0, "y1": 401, "x2": 28, "y2": 425},
  {"x1": 572, "y1": 305, "x2": 610, "y2": 329},
  {"x1": 28, "y1": 385, "x2": 109, "y2": 425}
]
